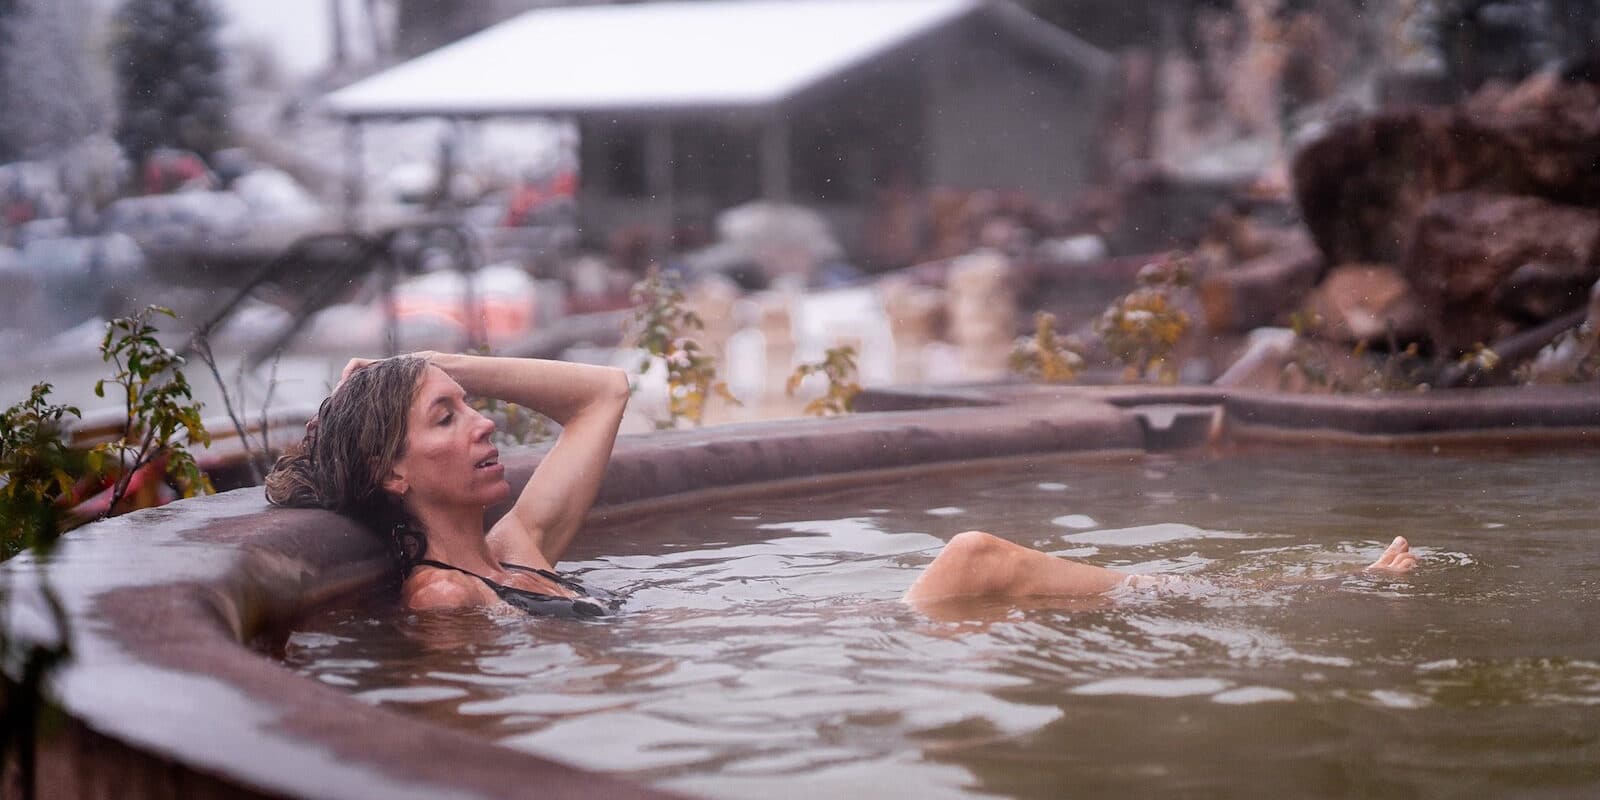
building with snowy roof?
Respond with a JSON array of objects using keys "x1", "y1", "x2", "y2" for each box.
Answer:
[{"x1": 326, "y1": 0, "x2": 1112, "y2": 266}]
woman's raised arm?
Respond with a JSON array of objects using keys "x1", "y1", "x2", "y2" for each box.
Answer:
[{"x1": 426, "y1": 352, "x2": 631, "y2": 568}]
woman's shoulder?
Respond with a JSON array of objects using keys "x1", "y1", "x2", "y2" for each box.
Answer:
[{"x1": 402, "y1": 567, "x2": 486, "y2": 610}]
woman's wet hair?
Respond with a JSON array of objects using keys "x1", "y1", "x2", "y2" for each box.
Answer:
[{"x1": 265, "y1": 355, "x2": 430, "y2": 572}]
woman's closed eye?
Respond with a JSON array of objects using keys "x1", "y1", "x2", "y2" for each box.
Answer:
[{"x1": 438, "y1": 411, "x2": 454, "y2": 427}]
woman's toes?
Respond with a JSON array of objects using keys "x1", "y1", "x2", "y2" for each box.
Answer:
[{"x1": 1367, "y1": 536, "x2": 1417, "y2": 572}]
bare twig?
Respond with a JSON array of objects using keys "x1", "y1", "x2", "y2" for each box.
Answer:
[
  {"x1": 257, "y1": 354, "x2": 280, "y2": 463},
  {"x1": 107, "y1": 425, "x2": 157, "y2": 516},
  {"x1": 110, "y1": 347, "x2": 134, "y2": 512},
  {"x1": 193, "y1": 335, "x2": 264, "y2": 485}
]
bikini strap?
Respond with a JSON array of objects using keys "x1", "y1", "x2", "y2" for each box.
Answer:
[
  {"x1": 413, "y1": 558, "x2": 499, "y2": 589},
  {"x1": 500, "y1": 561, "x2": 586, "y2": 592},
  {"x1": 412, "y1": 559, "x2": 601, "y2": 613},
  {"x1": 499, "y1": 560, "x2": 558, "y2": 579}
]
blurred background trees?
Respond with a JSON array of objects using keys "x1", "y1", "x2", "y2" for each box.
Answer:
[
  {"x1": 0, "y1": 0, "x2": 107, "y2": 162},
  {"x1": 1418, "y1": 0, "x2": 1600, "y2": 88},
  {"x1": 112, "y1": 0, "x2": 232, "y2": 167}
]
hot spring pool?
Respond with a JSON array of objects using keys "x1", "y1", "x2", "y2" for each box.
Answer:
[{"x1": 285, "y1": 447, "x2": 1600, "y2": 798}]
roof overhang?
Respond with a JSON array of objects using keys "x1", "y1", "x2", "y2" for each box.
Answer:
[{"x1": 324, "y1": 0, "x2": 1110, "y2": 121}]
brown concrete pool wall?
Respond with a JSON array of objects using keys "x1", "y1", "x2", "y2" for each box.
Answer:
[{"x1": 4, "y1": 385, "x2": 1598, "y2": 800}]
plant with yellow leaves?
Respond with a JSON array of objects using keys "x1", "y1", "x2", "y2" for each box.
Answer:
[
  {"x1": 91, "y1": 306, "x2": 213, "y2": 512},
  {"x1": 472, "y1": 394, "x2": 554, "y2": 446},
  {"x1": 628, "y1": 266, "x2": 739, "y2": 429},
  {"x1": 1457, "y1": 342, "x2": 1500, "y2": 372},
  {"x1": 787, "y1": 346, "x2": 861, "y2": 417},
  {"x1": 1010, "y1": 311, "x2": 1085, "y2": 383},
  {"x1": 1095, "y1": 255, "x2": 1193, "y2": 384}
]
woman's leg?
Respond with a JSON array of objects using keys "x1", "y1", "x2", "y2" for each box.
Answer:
[
  {"x1": 903, "y1": 532, "x2": 1420, "y2": 606},
  {"x1": 902, "y1": 530, "x2": 1127, "y2": 605}
]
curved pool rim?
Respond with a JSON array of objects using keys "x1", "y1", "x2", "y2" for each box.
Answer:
[{"x1": 5, "y1": 384, "x2": 1598, "y2": 800}]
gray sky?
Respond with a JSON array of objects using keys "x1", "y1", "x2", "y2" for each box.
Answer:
[
  {"x1": 216, "y1": 0, "x2": 335, "y2": 77},
  {"x1": 90, "y1": 0, "x2": 338, "y2": 77}
]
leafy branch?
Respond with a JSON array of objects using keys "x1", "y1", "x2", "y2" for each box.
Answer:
[
  {"x1": 0, "y1": 385, "x2": 84, "y2": 558},
  {"x1": 0, "y1": 384, "x2": 77, "y2": 799},
  {"x1": 462, "y1": 345, "x2": 554, "y2": 447},
  {"x1": 1095, "y1": 254, "x2": 1193, "y2": 384},
  {"x1": 472, "y1": 394, "x2": 555, "y2": 447},
  {"x1": 1010, "y1": 311, "x2": 1086, "y2": 384},
  {"x1": 787, "y1": 346, "x2": 861, "y2": 417},
  {"x1": 92, "y1": 306, "x2": 213, "y2": 515},
  {"x1": 1282, "y1": 315, "x2": 1441, "y2": 393},
  {"x1": 627, "y1": 266, "x2": 738, "y2": 429},
  {"x1": 1, "y1": 306, "x2": 217, "y2": 799}
]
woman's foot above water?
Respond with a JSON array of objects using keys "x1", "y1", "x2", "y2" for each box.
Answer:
[{"x1": 1366, "y1": 536, "x2": 1419, "y2": 573}]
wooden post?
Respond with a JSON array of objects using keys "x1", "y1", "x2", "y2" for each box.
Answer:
[
  {"x1": 364, "y1": 0, "x2": 389, "y2": 60},
  {"x1": 761, "y1": 111, "x2": 791, "y2": 203},
  {"x1": 646, "y1": 121, "x2": 675, "y2": 266},
  {"x1": 329, "y1": 0, "x2": 348, "y2": 68},
  {"x1": 341, "y1": 121, "x2": 365, "y2": 231}
]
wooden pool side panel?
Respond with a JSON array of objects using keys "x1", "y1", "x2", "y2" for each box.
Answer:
[
  {"x1": 4, "y1": 385, "x2": 1598, "y2": 800},
  {"x1": 1221, "y1": 386, "x2": 1600, "y2": 441}
]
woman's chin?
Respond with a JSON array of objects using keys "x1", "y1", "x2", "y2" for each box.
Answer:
[{"x1": 482, "y1": 480, "x2": 512, "y2": 506}]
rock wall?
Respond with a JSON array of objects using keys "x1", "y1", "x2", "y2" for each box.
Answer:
[{"x1": 1237, "y1": 71, "x2": 1600, "y2": 360}]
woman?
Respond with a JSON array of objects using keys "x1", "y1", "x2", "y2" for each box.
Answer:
[
  {"x1": 267, "y1": 351, "x2": 630, "y2": 615},
  {"x1": 266, "y1": 352, "x2": 1418, "y2": 616}
]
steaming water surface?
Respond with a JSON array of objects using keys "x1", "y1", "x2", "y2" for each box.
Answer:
[{"x1": 286, "y1": 448, "x2": 1600, "y2": 798}]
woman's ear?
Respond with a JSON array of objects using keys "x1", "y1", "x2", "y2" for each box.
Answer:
[{"x1": 381, "y1": 462, "x2": 409, "y2": 498}]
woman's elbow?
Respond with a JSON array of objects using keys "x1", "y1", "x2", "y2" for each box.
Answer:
[
  {"x1": 575, "y1": 367, "x2": 630, "y2": 422},
  {"x1": 603, "y1": 367, "x2": 632, "y2": 406}
]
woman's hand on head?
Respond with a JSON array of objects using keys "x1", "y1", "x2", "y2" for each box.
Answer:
[
  {"x1": 339, "y1": 357, "x2": 378, "y2": 384},
  {"x1": 339, "y1": 351, "x2": 441, "y2": 385}
]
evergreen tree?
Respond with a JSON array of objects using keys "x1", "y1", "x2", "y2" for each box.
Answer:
[
  {"x1": 112, "y1": 0, "x2": 230, "y2": 167},
  {"x1": 1419, "y1": 0, "x2": 1600, "y2": 88}
]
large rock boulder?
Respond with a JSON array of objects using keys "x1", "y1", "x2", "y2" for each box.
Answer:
[
  {"x1": 1197, "y1": 228, "x2": 1322, "y2": 333},
  {"x1": 1302, "y1": 263, "x2": 1425, "y2": 344},
  {"x1": 1291, "y1": 110, "x2": 1524, "y2": 265},
  {"x1": 1495, "y1": 259, "x2": 1600, "y2": 322},
  {"x1": 1292, "y1": 74, "x2": 1600, "y2": 266},
  {"x1": 1403, "y1": 192, "x2": 1600, "y2": 351},
  {"x1": 1462, "y1": 72, "x2": 1600, "y2": 206}
]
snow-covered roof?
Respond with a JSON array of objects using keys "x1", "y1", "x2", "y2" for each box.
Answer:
[{"x1": 325, "y1": 0, "x2": 1106, "y2": 119}]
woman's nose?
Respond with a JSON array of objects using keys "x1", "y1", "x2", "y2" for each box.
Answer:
[{"x1": 470, "y1": 409, "x2": 495, "y2": 439}]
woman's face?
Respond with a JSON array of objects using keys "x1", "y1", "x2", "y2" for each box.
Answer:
[{"x1": 389, "y1": 366, "x2": 509, "y2": 510}]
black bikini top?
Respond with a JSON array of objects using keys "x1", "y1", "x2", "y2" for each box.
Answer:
[{"x1": 413, "y1": 558, "x2": 616, "y2": 618}]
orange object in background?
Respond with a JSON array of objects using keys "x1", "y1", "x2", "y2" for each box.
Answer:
[
  {"x1": 68, "y1": 453, "x2": 178, "y2": 522},
  {"x1": 503, "y1": 170, "x2": 577, "y2": 228},
  {"x1": 394, "y1": 294, "x2": 536, "y2": 342}
]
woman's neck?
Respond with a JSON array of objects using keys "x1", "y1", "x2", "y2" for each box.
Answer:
[{"x1": 410, "y1": 503, "x2": 500, "y2": 575}]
